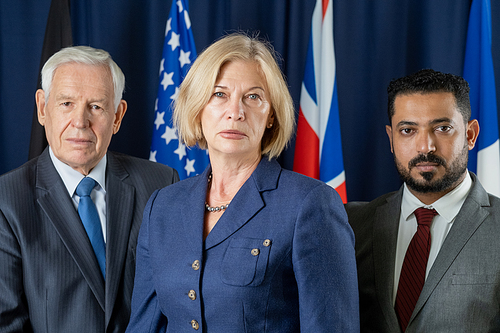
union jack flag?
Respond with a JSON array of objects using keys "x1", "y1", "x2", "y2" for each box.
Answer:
[
  {"x1": 293, "y1": 0, "x2": 347, "y2": 203},
  {"x1": 149, "y1": 0, "x2": 208, "y2": 179}
]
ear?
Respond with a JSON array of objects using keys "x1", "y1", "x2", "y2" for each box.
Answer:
[
  {"x1": 386, "y1": 125, "x2": 394, "y2": 153},
  {"x1": 466, "y1": 119, "x2": 480, "y2": 150},
  {"x1": 266, "y1": 111, "x2": 275, "y2": 128},
  {"x1": 35, "y1": 89, "x2": 47, "y2": 126},
  {"x1": 112, "y1": 100, "x2": 127, "y2": 134}
]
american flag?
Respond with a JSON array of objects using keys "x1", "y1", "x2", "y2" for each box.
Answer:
[
  {"x1": 149, "y1": 0, "x2": 209, "y2": 179},
  {"x1": 293, "y1": 0, "x2": 347, "y2": 203}
]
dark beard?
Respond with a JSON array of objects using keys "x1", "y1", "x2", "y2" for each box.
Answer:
[{"x1": 394, "y1": 143, "x2": 468, "y2": 193}]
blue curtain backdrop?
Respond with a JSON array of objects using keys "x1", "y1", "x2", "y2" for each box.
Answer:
[{"x1": 1, "y1": 0, "x2": 499, "y2": 201}]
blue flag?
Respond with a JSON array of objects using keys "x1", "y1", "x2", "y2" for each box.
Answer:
[
  {"x1": 149, "y1": 0, "x2": 208, "y2": 179},
  {"x1": 463, "y1": 0, "x2": 500, "y2": 196}
]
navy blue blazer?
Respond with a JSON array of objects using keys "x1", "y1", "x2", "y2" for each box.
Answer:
[{"x1": 126, "y1": 158, "x2": 359, "y2": 332}]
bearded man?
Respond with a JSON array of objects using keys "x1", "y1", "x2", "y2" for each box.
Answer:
[{"x1": 347, "y1": 69, "x2": 500, "y2": 333}]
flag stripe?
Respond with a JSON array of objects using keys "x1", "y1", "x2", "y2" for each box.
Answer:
[{"x1": 464, "y1": 0, "x2": 500, "y2": 197}]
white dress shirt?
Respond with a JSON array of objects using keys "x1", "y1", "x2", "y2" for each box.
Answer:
[
  {"x1": 49, "y1": 147, "x2": 107, "y2": 241},
  {"x1": 392, "y1": 172, "x2": 472, "y2": 305}
]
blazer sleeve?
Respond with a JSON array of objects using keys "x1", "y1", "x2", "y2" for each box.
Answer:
[
  {"x1": 0, "y1": 209, "x2": 31, "y2": 332},
  {"x1": 126, "y1": 190, "x2": 167, "y2": 333},
  {"x1": 292, "y1": 184, "x2": 360, "y2": 332}
]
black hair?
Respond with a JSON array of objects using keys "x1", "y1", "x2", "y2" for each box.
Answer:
[{"x1": 387, "y1": 69, "x2": 471, "y2": 124}]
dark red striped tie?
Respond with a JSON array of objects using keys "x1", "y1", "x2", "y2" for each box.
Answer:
[{"x1": 395, "y1": 207, "x2": 438, "y2": 331}]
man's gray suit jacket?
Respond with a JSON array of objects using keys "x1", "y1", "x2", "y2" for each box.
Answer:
[
  {"x1": 346, "y1": 172, "x2": 500, "y2": 333},
  {"x1": 0, "y1": 148, "x2": 179, "y2": 332}
]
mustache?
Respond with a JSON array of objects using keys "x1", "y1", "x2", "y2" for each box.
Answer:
[{"x1": 408, "y1": 154, "x2": 447, "y2": 168}]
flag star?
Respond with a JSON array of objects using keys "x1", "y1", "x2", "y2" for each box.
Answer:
[
  {"x1": 184, "y1": 158, "x2": 196, "y2": 176},
  {"x1": 149, "y1": 150, "x2": 157, "y2": 162},
  {"x1": 165, "y1": 18, "x2": 172, "y2": 36},
  {"x1": 168, "y1": 31, "x2": 180, "y2": 51},
  {"x1": 161, "y1": 125, "x2": 178, "y2": 145},
  {"x1": 154, "y1": 111, "x2": 165, "y2": 130},
  {"x1": 161, "y1": 72, "x2": 174, "y2": 91},
  {"x1": 183, "y1": 9, "x2": 191, "y2": 29},
  {"x1": 154, "y1": 98, "x2": 158, "y2": 111},
  {"x1": 179, "y1": 50, "x2": 191, "y2": 67},
  {"x1": 174, "y1": 142, "x2": 187, "y2": 160},
  {"x1": 176, "y1": 0, "x2": 184, "y2": 12},
  {"x1": 170, "y1": 87, "x2": 180, "y2": 101},
  {"x1": 159, "y1": 58, "x2": 165, "y2": 76}
]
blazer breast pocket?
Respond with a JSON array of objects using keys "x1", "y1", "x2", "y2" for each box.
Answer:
[{"x1": 221, "y1": 237, "x2": 272, "y2": 287}]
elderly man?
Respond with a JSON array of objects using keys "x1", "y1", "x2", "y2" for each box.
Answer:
[
  {"x1": 347, "y1": 69, "x2": 500, "y2": 332},
  {"x1": 0, "y1": 46, "x2": 178, "y2": 332}
]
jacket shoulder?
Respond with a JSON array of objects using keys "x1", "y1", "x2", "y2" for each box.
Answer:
[
  {"x1": 108, "y1": 151, "x2": 179, "y2": 183},
  {"x1": 345, "y1": 191, "x2": 398, "y2": 227},
  {"x1": 0, "y1": 157, "x2": 38, "y2": 189}
]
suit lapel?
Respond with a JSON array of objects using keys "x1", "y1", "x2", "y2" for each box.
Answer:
[
  {"x1": 204, "y1": 159, "x2": 280, "y2": 250},
  {"x1": 35, "y1": 149, "x2": 105, "y2": 309},
  {"x1": 180, "y1": 169, "x2": 209, "y2": 252},
  {"x1": 373, "y1": 189, "x2": 403, "y2": 330},
  {"x1": 104, "y1": 153, "x2": 135, "y2": 326},
  {"x1": 410, "y1": 173, "x2": 490, "y2": 323}
]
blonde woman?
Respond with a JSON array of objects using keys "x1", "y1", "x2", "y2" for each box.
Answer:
[{"x1": 126, "y1": 33, "x2": 359, "y2": 333}]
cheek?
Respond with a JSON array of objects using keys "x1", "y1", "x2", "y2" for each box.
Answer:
[
  {"x1": 392, "y1": 142, "x2": 413, "y2": 163},
  {"x1": 46, "y1": 115, "x2": 67, "y2": 138}
]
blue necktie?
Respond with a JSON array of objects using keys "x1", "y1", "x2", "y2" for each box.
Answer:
[{"x1": 76, "y1": 177, "x2": 106, "y2": 279}]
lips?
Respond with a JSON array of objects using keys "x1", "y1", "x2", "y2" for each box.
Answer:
[
  {"x1": 415, "y1": 163, "x2": 439, "y2": 172},
  {"x1": 219, "y1": 129, "x2": 246, "y2": 139},
  {"x1": 66, "y1": 137, "x2": 94, "y2": 145}
]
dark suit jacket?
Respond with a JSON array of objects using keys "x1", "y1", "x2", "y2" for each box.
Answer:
[
  {"x1": 126, "y1": 158, "x2": 359, "y2": 333},
  {"x1": 0, "y1": 148, "x2": 179, "y2": 333},
  {"x1": 346, "y1": 172, "x2": 500, "y2": 333}
]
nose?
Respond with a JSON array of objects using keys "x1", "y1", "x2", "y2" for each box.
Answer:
[
  {"x1": 416, "y1": 130, "x2": 436, "y2": 154},
  {"x1": 71, "y1": 105, "x2": 90, "y2": 129},
  {"x1": 226, "y1": 97, "x2": 245, "y2": 121}
]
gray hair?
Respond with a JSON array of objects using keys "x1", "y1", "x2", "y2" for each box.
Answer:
[{"x1": 41, "y1": 46, "x2": 125, "y2": 112}]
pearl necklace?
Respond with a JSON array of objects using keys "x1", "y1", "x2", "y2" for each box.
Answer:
[
  {"x1": 205, "y1": 202, "x2": 230, "y2": 212},
  {"x1": 206, "y1": 172, "x2": 230, "y2": 213}
]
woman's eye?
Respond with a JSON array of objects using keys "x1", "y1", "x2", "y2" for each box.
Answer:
[
  {"x1": 248, "y1": 94, "x2": 259, "y2": 100},
  {"x1": 214, "y1": 92, "x2": 224, "y2": 97}
]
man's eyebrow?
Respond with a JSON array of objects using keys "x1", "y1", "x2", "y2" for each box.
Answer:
[
  {"x1": 395, "y1": 120, "x2": 418, "y2": 128},
  {"x1": 429, "y1": 117, "x2": 453, "y2": 125}
]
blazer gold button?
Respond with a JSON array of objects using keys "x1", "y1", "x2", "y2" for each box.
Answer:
[
  {"x1": 192, "y1": 260, "x2": 200, "y2": 270},
  {"x1": 188, "y1": 289, "x2": 196, "y2": 300},
  {"x1": 251, "y1": 248, "x2": 260, "y2": 256},
  {"x1": 263, "y1": 239, "x2": 271, "y2": 246},
  {"x1": 191, "y1": 319, "x2": 199, "y2": 330}
]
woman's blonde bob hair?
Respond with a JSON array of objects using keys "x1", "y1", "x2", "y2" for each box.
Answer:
[{"x1": 173, "y1": 33, "x2": 295, "y2": 159}]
